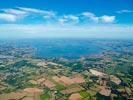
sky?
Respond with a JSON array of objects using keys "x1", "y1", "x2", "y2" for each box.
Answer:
[{"x1": 0, "y1": 0, "x2": 133, "y2": 39}]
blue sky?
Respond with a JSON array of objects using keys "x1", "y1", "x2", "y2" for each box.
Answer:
[{"x1": 0, "y1": 0, "x2": 133, "y2": 39}]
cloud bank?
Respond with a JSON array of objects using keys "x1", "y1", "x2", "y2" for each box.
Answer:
[
  {"x1": 0, "y1": 7, "x2": 132, "y2": 39},
  {"x1": 0, "y1": 24, "x2": 132, "y2": 39},
  {"x1": 0, "y1": 7, "x2": 115, "y2": 24}
]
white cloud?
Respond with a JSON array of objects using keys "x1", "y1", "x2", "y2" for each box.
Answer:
[
  {"x1": 18, "y1": 7, "x2": 56, "y2": 18},
  {"x1": 0, "y1": 7, "x2": 56, "y2": 22},
  {"x1": 1, "y1": 8, "x2": 28, "y2": 20},
  {"x1": 117, "y1": 10, "x2": 133, "y2": 14},
  {"x1": 100, "y1": 15, "x2": 115, "y2": 23},
  {"x1": 65, "y1": 15, "x2": 79, "y2": 21},
  {"x1": 18, "y1": 7, "x2": 46, "y2": 14},
  {"x1": 58, "y1": 15, "x2": 79, "y2": 24},
  {"x1": 58, "y1": 18, "x2": 66, "y2": 24},
  {"x1": 82, "y1": 12, "x2": 115, "y2": 23},
  {"x1": 82, "y1": 12, "x2": 99, "y2": 22},
  {"x1": 0, "y1": 7, "x2": 116, "y2": 24},
  {"x1": 82, "y1": 12, "x2": 95, "y2": 17},
  {"x1": 2, "y1": 8, "x2": 27, "y2": 15},
  {"x1": 0, "y1": 13, "x2": 17, "y2": 22}
]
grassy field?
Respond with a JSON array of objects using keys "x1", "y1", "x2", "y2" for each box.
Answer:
[
  {"x1": 40, "y1": 91, "x2": 51, "y2": 100},
  {"x1": 80, "y1": 91, "x2": 90, "y2": 99},
  {"x1": 55, "y1": 84, "x2": 66, "y2": 91}
]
